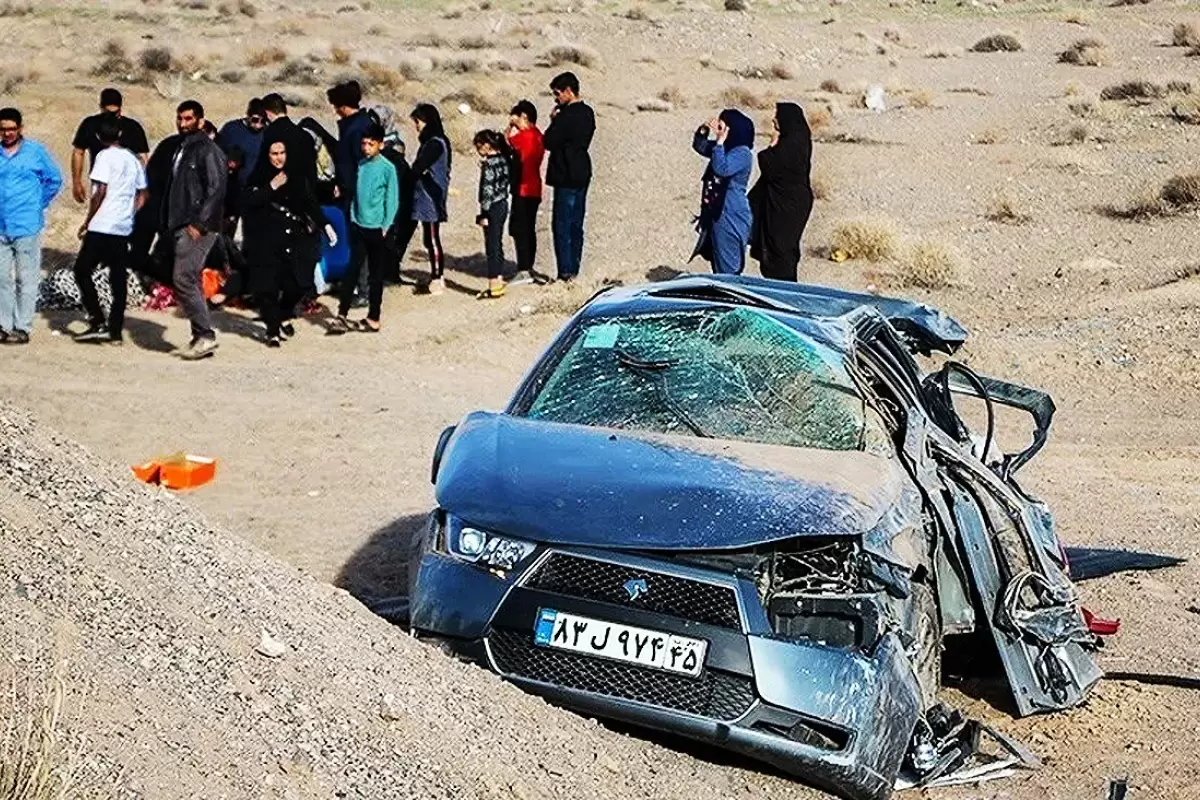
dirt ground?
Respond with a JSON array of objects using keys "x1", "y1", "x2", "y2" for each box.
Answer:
[{"x1": 3, "y1": 0, "x2": 1200, "y2": 797}]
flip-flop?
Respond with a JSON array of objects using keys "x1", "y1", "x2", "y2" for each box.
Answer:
[
  {"x1": 326, "y1": 316, "x2": 351, "y2": 336},
  {"x1": 356, "y1": 320, "x2": 381, "y2": 333},
  {"x1": 476, "y1": 286, "x2": 506, "y2": 300}
]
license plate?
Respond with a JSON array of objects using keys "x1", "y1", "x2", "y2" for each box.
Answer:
[{"x1": 533, "y1": 608, "x2": 707, "y2": 678}]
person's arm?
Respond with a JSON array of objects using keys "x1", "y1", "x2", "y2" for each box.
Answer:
[
  {"x1": 692, "y1": 127, "x2": 715, "y2": 158},
  {"x1": 40, "y1": 146, "x2": 64, "y2": 208},
  {"x1": 409, "y1": 138, "x2": 444, "y2": 177},
  {"x1": 135, "y1": 188, "x2": 148, "y2": 212},
  {"x1": 78, "y1": 182, "x2": 107, "y2": 238},
  {"x1": 710, "y1": 144, "x2": 752, "y2": 179},
  {"x1": 383, "y1": 166, "x2": 399, "y2": 233},
  {"x1": 70, "y1": 148, "x2": 87, "y2": 203}
]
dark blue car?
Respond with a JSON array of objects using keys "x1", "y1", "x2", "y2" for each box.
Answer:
[{"x1": 407, "y1": 275, "x2": 1100, "y2": 800}]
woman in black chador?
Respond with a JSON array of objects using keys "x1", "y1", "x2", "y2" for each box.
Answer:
[{"x1": 749, "y1": 101, "x2": 814, "y2": 282}]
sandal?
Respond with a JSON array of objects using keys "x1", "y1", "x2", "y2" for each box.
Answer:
[
  {"x1": 476, "y1": 285, "x2": 506, "y2": 300},
  {"x1": 326, "y1": 316, "x2": 351, "y2": 336},
  {"x1": 356, "y1": 320, "x2": 381, "y2": 333}
]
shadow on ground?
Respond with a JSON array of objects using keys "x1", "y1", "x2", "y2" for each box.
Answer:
[{"x1": 335, "y1": 512, "x2": 428, "y2": 606}]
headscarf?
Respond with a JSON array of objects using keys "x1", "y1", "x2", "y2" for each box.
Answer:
[
  {"x1": 719, "y1": 109, "x2": 755, "y2": 151},
  {"x1": 775, "y1": 101, "x2": 811, "y2": 140},
  {"x1": 412, "y1": 103, "x2": 446, "y2": 145}
]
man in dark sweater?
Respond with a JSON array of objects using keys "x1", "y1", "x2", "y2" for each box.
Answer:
[
  {"x1": 542, "y1": 72, "x2": 596, "y2": 282},
  {"x1": 252, "y1": 94, "x2": 317, "y2": 185}
]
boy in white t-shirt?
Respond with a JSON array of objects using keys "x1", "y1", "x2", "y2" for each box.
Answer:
[{"x1": 72, "y1": 114, "x2": 147, "y2": 344}]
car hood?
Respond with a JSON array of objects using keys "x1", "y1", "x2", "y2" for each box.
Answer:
[{"x1": 435, "y1": 412, "x2": 917, "y2": 556}]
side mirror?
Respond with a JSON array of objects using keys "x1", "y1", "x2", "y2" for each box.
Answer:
[{"x1": 430, "y1": 425, "x2": 456, "y2": 485}]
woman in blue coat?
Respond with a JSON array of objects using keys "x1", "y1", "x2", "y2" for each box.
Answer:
[{"x1": 690, "y1": 109, "x2": 754, "y2": 275}]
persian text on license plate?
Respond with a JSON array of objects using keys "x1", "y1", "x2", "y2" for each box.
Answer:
[{"x1": 533, "y1": 608, "x2": 707, "y2": 678}]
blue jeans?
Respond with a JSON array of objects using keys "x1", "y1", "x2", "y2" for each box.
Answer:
[
  {"x1": 551, "y1": 187, "x2": 588, "y2": 280},
  {"x1": 0, "y1": 234, "x2": 41, "y2": 334}
]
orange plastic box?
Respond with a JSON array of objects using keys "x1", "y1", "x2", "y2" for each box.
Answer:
[{"x1": 130, "y1": 453, "x2": 217, "y2": 490}]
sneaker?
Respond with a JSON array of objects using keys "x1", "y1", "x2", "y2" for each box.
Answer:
[
  {"x1": 178, "y1": 337, "x2": 218, "y2": 361},
  {"x1": 266, "y1": 336, "x2": 281, "y2": 348},
  {"x1": 107, "y1": 336, "x2": 124, "y2": 347},
  {"x1": 351, "y1": 296, "x2": 370, "y2": 309},
  {"x1": 73, "y1": 324, "x2": 109, "y2": 343},
  {"x1": 508, "y1": 270, "x2": 536, "y2": 287},
  {"x1": 280, "y1": 322, "x2": 296, "y2": 340},
  {"x1": 7, "y1": 330, "x2": 29, "y2": 345},
  {"x1": 427, "y1": 278, "x2": 446, "y2": 296}
]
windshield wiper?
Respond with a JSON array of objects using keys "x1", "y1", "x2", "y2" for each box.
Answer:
[{"x1": 614, "y1": 349, "x2": 711, "y2": 438}]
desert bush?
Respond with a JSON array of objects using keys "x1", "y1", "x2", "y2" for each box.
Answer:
[
  {"x1": 973, "y1": 128, "x2": 1002, "y2": 144},
  {"x1": 458, "y1": 34, "x2": 496, "y2": 50},
  {"x1": 830, "y1": 218, "x2": 899, "y2": 262},
  {"x1": 180, "y1": 0, "x2": 211, "y2": 9},
  {"x1": 442, "y1": 87, "x2": 509, "y2": 114},
  {"x1": 908, "y1": 90, "x2": 934, "y2": 109},
  {"x1": 1171, "y1": 94, "x2": 1200, "y2": 124},
  {"x1": 278, "y1": 20, "x2": 305, "y2": 35},
  {"x1": 238, "y1": 0, "x2": 257, "y2": 15},
  {"x1": 409, "y1": 31, "x2": 449, "y2": 47},
  {"x1": 810, "y1": 166, "x2": 833, "y2": 200},
  {"x1": 357, "y1": 60, "x2": 404, "y2": 93},
  {"x1": 1172, "y1": 22, "x2": 1200, "y2": 47},
  {"x1": 736, "y1": 63, "x2": 793, "y2": 80},
  {"x1": 1110, "y1": 188, "x2": 1167, "y2": 219},
  {"x1": 396, "y1": 55, "x2": 434, "y2": 80},
  {"x1": 1059, "y1": 38, "x2": 1108, "y2": 66},
  {"x1": 1110, "y1": 0, "x2": 1150, "y2": 5},
  {"x1": 1055, "y1": 122, "x2": 1091, "y2": 145},
  {"x1": 1161, "y1": 174, "x2": 1200, "y2": 207},
  {"x1": 542, "y1": 44, "x2": 601, "y2": 69},
  {"x1": 219, "y1": 68, "x2": 246, "y2": 83},
  {"x1": 806, "y1": 105, "x2": 832, "y2": 132},
  {"x1": 970, "y1": 34, "x2": 1022, "y2": 53},
  {"x1": 896, "y1": 241, "x2": 960, "y2": 289},
  {"x1": 91, "y1": 55, "x2": 134, "y2": 77},
  {"x1": 720, "y1": 86, "x2": 774, "y2": 110},
  {"x1": 331, "y1": 45, "x2": 351, "y2": 64},
  {"x1": 624, "y1": 6, "x2": 654, "y2": 22},
  {"x1": 1100, "y1": 80, "x2": 1164, "y2": 101},
  {"x1": 658, "y1": 86, "x2": 685, "y2": 107},
  {"x1": 433, "y1": 54, "x2": 484, "y2": 74},
  {"x1": 725, "y1": 0, "x2": 749, "y2": 10},
  {"x1": 246, "y1": 46, "x2": 287, "y2": 67},
  {"x1": 923, "y1": 46, "x2": 960, "y2": 58},
  {"x1": 1166, "y1": 79, "x2": 1193, "y2": 94},
  {"x1": 139, "y1": 47, "x2": 174, "y2": 72},
  {"x1": 819, "y1": 78, "x2": 841, "y2": 93},
  {"x1": 276, "y1": 59, "x2": 320, "y2": 85},
  {"x1": 0, "y1": 1, "x2": 34, "y2": 15},
  {"x1": 986, "y1": 193, "x2": 1032, "y2": 223},
  {"x1": 102, "y1": 39, "x2": 125, "y2": 58},
  {"x1": 0, "y1": 676, "x2": 73, "y2": 800},
  {"x1": 636, "y1": 97, "x2": 672, "y2": 112}
]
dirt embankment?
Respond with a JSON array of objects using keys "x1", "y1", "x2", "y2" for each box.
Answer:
[{"x1": 0, "y1": 402, "x2": 823, "y2": 800}]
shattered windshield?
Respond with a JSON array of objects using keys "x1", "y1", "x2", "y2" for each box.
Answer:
[{"x1": 523, "y1": 308, "x2": 889, "y2": 452}]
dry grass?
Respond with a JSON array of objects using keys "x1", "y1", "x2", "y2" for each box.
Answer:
[
  {"x1": 246, "y1": 46, "x2": 287, "y2": 68},
  {"x1": 432, "y1": 53, "x2": 484, "y2": 74},
  {"x1": 541, "y1": 44, "x2": 601, "y2": 69},
  {"x1": 895, "y1": 241, "x2": 960, "y2": 289},
  {"x1": 1172, "y1": 22, "x2": 1200, "y2": 47},
  {"x1": 970, "y1": 33, "x2": 1022, "y2": 53},
  {"x1": 830, "y1": 218, "x2": 900, "y2": 262},
  {"x1": 1161, "y1": 174, "x2": 1200, "y2": 207},
  {"x1": 1059, "y1": 38, "x2": 1109, "y2": 66},
  {"x1": 973, "y1": 127, "x2": 1003, "y2": 145},
  {"x1": 442, "y1": 86, "x2": 510, "y2": 114},
  {"x1": 357, "y1": 60, "x2": 405, "y2": 94},
  {"x1": 923, "y1": 45, "x2": 962, "y2": 58},
  {"x1": 1108, "y1": 174, "x2": 1200, "y2": 219},
  {"x1": 720, "y1": 85, "x2": 774, "y2": 110},
  {"x1": 806, "y1": 105, "x2": 832, "y2": 132},
  {"x1": 736, "y1": 62, "x2": 794, "y2": 80},
  {"x1": 1062, "y1": 9, "x2": 1093, "y2": 25},
  {"x1": 986, "y1": 193, "x2": 1033, "y2": 224},
  {"x1": 219, "y1": 68, "x2": 246, "y2": 84},
  {"x1": 457, "y1": 34, "x2": 496, "y2": 50},
  {"x1": 1054, "y1": 122, "x2": 1091, "y2": 145},
  {"x1": 635, "y1": 98, "x2": 673, "y2": 112},
  {"x1": 810, "y1": 165, "x2": 834, "y2": 200},
  {"x1": 330, "y1": 45, "x2": 351, "y2": 65},
  {"x1": 278, "y1": 20, "x2": 305, "y2": 36},
  {"x1": 139, "y1": 47, "x2": 174, "y2": 73},
  {"x1": 724, "y1": 0, "x2": 749, "y2": 10},
  {"x1": 408, "y1": 31, "x2": 449, "y2": 48},
  {"x1": 276, "y1": 59, "x2": 320, "y2": 86},
  {"x1": 657, "y1": 86, "x2": 685, "y2": 107},
  {"x1": 0, "y1": 675, "x2": 71, "y2": 800},
  {"x1": 0, "y1": 1, "x2": 34, "y2": 14},
  {"x1": 1100, "y1": 80, "x2": 1164, "y2": 101},
  {"x1": 908, "y1": 89, "x2": 934, "y2": 109},
  {"x1": 1170, "y1": 93, "x2": 1200, "y2": 124},
  {"x1": 819, "y1": 78, "x2": 842, "y2": 93}
]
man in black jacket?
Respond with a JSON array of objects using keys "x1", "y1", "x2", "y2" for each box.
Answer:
[
  {"x1": 166, "y1": 100, "x2": 227, "y2": 361},
  {"x1": 253, "y1": 93, "x2": 317, "y2": 185},
  {"x1": 543, "y1": 72, "x2": 596, "y2": 282}
]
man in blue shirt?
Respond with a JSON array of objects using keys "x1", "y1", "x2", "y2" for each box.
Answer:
[
  {"x1": 217, "y1": 98, "x2": 266, "y2": 187},
  {"x1": 0, "y1": 108, "x2": 63, "y2": 345}
]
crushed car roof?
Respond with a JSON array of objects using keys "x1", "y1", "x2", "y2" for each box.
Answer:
[{"x1": 582, "y1": 275, "x2": 968, "y2": 356}]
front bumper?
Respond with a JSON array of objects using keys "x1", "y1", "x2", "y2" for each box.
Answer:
[{"x1": 410, "y1": 547, "x2": 921, "y2": 800}]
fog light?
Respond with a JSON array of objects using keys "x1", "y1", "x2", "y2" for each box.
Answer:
[{"x1": 459, "y1": 527, "x2": 488, "y2": 557}]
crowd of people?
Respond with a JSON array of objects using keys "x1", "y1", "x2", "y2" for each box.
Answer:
[{"x1": 0, "y1": 70, "x2": 816, "y2": 358}]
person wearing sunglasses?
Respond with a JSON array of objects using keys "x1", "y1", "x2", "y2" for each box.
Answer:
[
  {"x1": 0, "y1": 107, "x2": 63, "y2": 345},
  {"x1": 217, "y1": 98, "x2": 267, "y2": 189}
]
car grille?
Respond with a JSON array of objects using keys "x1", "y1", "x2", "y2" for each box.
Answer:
[
  {"x1": 523, "y1": 553, "x2": 742, "y2": 630},
  {"x1": 488, "y1": 628, "x2": 756, "y2": 721}
]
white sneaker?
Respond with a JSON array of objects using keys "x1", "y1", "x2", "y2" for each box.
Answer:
[
  {"x1": 178, "y1": 337, "x2": 218, "y2": 361},
  {"x1": 509, "y1": 271, "x2": 536, "y2": 287},
  {"x1": 427, "y1": 278, "x2": 446, "y2": 296}
]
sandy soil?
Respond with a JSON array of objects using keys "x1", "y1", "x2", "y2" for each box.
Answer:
[{"x1": 3, "y1": 0, "x2": 1200, "y2": 797}]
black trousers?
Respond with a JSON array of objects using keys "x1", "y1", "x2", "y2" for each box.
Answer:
[
  {"x1": 509, "y1": 196, "x2": 540, "y2": 272},
  {"x1": 482, "y1": 202, "x2": 508, "y2": 280},
  {"x1": 73, "y1": 231, "x2": 129, "y2": 338},
  {"x1": 338, "y1": 224, "x2": 387, "y2": 321},
  {"x1": 258, "y1": 289, "x2": 303, "y2": 338}
]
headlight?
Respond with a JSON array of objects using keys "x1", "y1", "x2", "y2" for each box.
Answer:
[{"x1": 447, "y1": 517, "x2": 537, "y2": 571}]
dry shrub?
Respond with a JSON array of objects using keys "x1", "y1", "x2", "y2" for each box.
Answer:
[
  {"x1": 458, "y1": 34, "x2": 496, "y2": 50},
  {"x1": 1101, "y1": 80, "x2": 1164, "y2": 101},
  {"x1": 396, "y1": 55, "x2": 434, "y2": 80},
  {"x1": 1171, "y1": 94, "x2": 1200, "y2": 124},
  {"x1": 433, "y1": 53, "x2": 484, "y2": 74},
  {"x1": 884, "y1": 28, "x2": 902, "y2": 44},
  {"x1": 92, "y1": 54, "x2": 134, "y2": 78},
  {"x1": 657, "y1": 86, "x2": 685, "y2": 107},
  {"x1": 442, "y1": 112, "x2": 480, "y2": 155},
  {"x1": 1189, "y1": 45, "x2": 1200, "y2": 57},
  {"x1": 624, "y1": 6, "x2": 655, "y2": 22},
  {"x1": 923, "y1": 46, "x2": 961, "y2": 58},
  {"x1": 542, "y1": 44, "x2": 601, "y2": 69},
  {"x1": 986, "y1": 193, "x2": 1032, "y2": 224},
  {"x1": 1172, "y1": 22, "x2": 1200, "y2": 47},
  {"x1": 409, "y1": 32, "x2": 449, "y2": 48},
  {"x1": 238, "y1": 0, "x2": 257, "y2": 15},
  {"x1": 736, "y1": 63, "x2": 793, "y2": 80},
  {"x1": 970, "y1": 34, "x2": 1022, "y2": 53},
  {"x1": 819, "y1": 78, "x2": 841, "y2": 93},
  {"x1": 358, "y1": 60, "x2": 405, "y2": 93},
  {"x1": 1161, "y1": 174, "x2": 1200, "y2": 207},
  {"x1": 246, "y1": 46, "x2": 287, "y2": 67},
  {"x1": 1059, "y1": 38, "x2": 1108, "y2": 66},
  {"x1": 278, "y1": 20, "x2": 305, "y2": 35},
  {"x1": 219, "y1": 68, "x2": 246, "y2": 83},
  {"x1": 331, "y1": 45, "x2": 351, "y2": 65},
  {"x1": 908, "y1": 90, "x2": 934, "y2": 109},
  {"x1": 725, "y1": 0, "x2": 749, "y2": 10},
  {"x1": 1055, "y1": 122, "x2": 1091, "y2": 145},
  {"x1": 635, "y1": 98, "x2": 672, "y2": 112},
  {"x1": 1166, "y1": 79, "x2": 1194, "y2": 94},
  {"x1": 830, "y1": 218, "x2": 899, "y2": 262},
  {"x1": 973, "y1": 128, "x2": 1002, "y2": 144},
  {"x1": 0, "y1": 1, "x2": 34, "y2": 15},
  {"x1": 0, "y1": 675, "x2": 75, "y2": 800},
  {"x1": 895, "y1": 241, "x2": 960, "y2": 289},
  {"x1": 720, "y1": 86, "x2": 774, "y2": 110},
  {"x1": 276, "y1": 59, "x2": 320, "y2": 86},
  {"x1": 139, "y1": 47, "x2": 174, "y2": 72},
  {"x1": 949, "y1": 86, "x2": 990, "y2": 96},
  {"x1": 810, "y1": 166, "x2": 834, "y2": 200},
  {"x1": 1062, "y1": 9, "x2": 1092, "y2": 25},
  {"x1": 1111, "y1": 187, "x2": 1167, "y2": 219},
  {"x1": 806, "y1": 105, "x2": 832, "y2": 132},
  {"x1": 442, "y1": 87, "x2": 509, "y2": 114}
]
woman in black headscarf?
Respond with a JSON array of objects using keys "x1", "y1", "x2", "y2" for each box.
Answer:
[
  {"x1": 748, "y1": 102, "x2": 813, "y2": 282},
  {"x1": 690, "y1": 109, "x2": 755, "y2": 275}
]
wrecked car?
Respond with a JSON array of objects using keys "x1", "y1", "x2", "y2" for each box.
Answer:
[{"x1": 406, "y1": 275, "x2": 1102, "y2": 800}]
